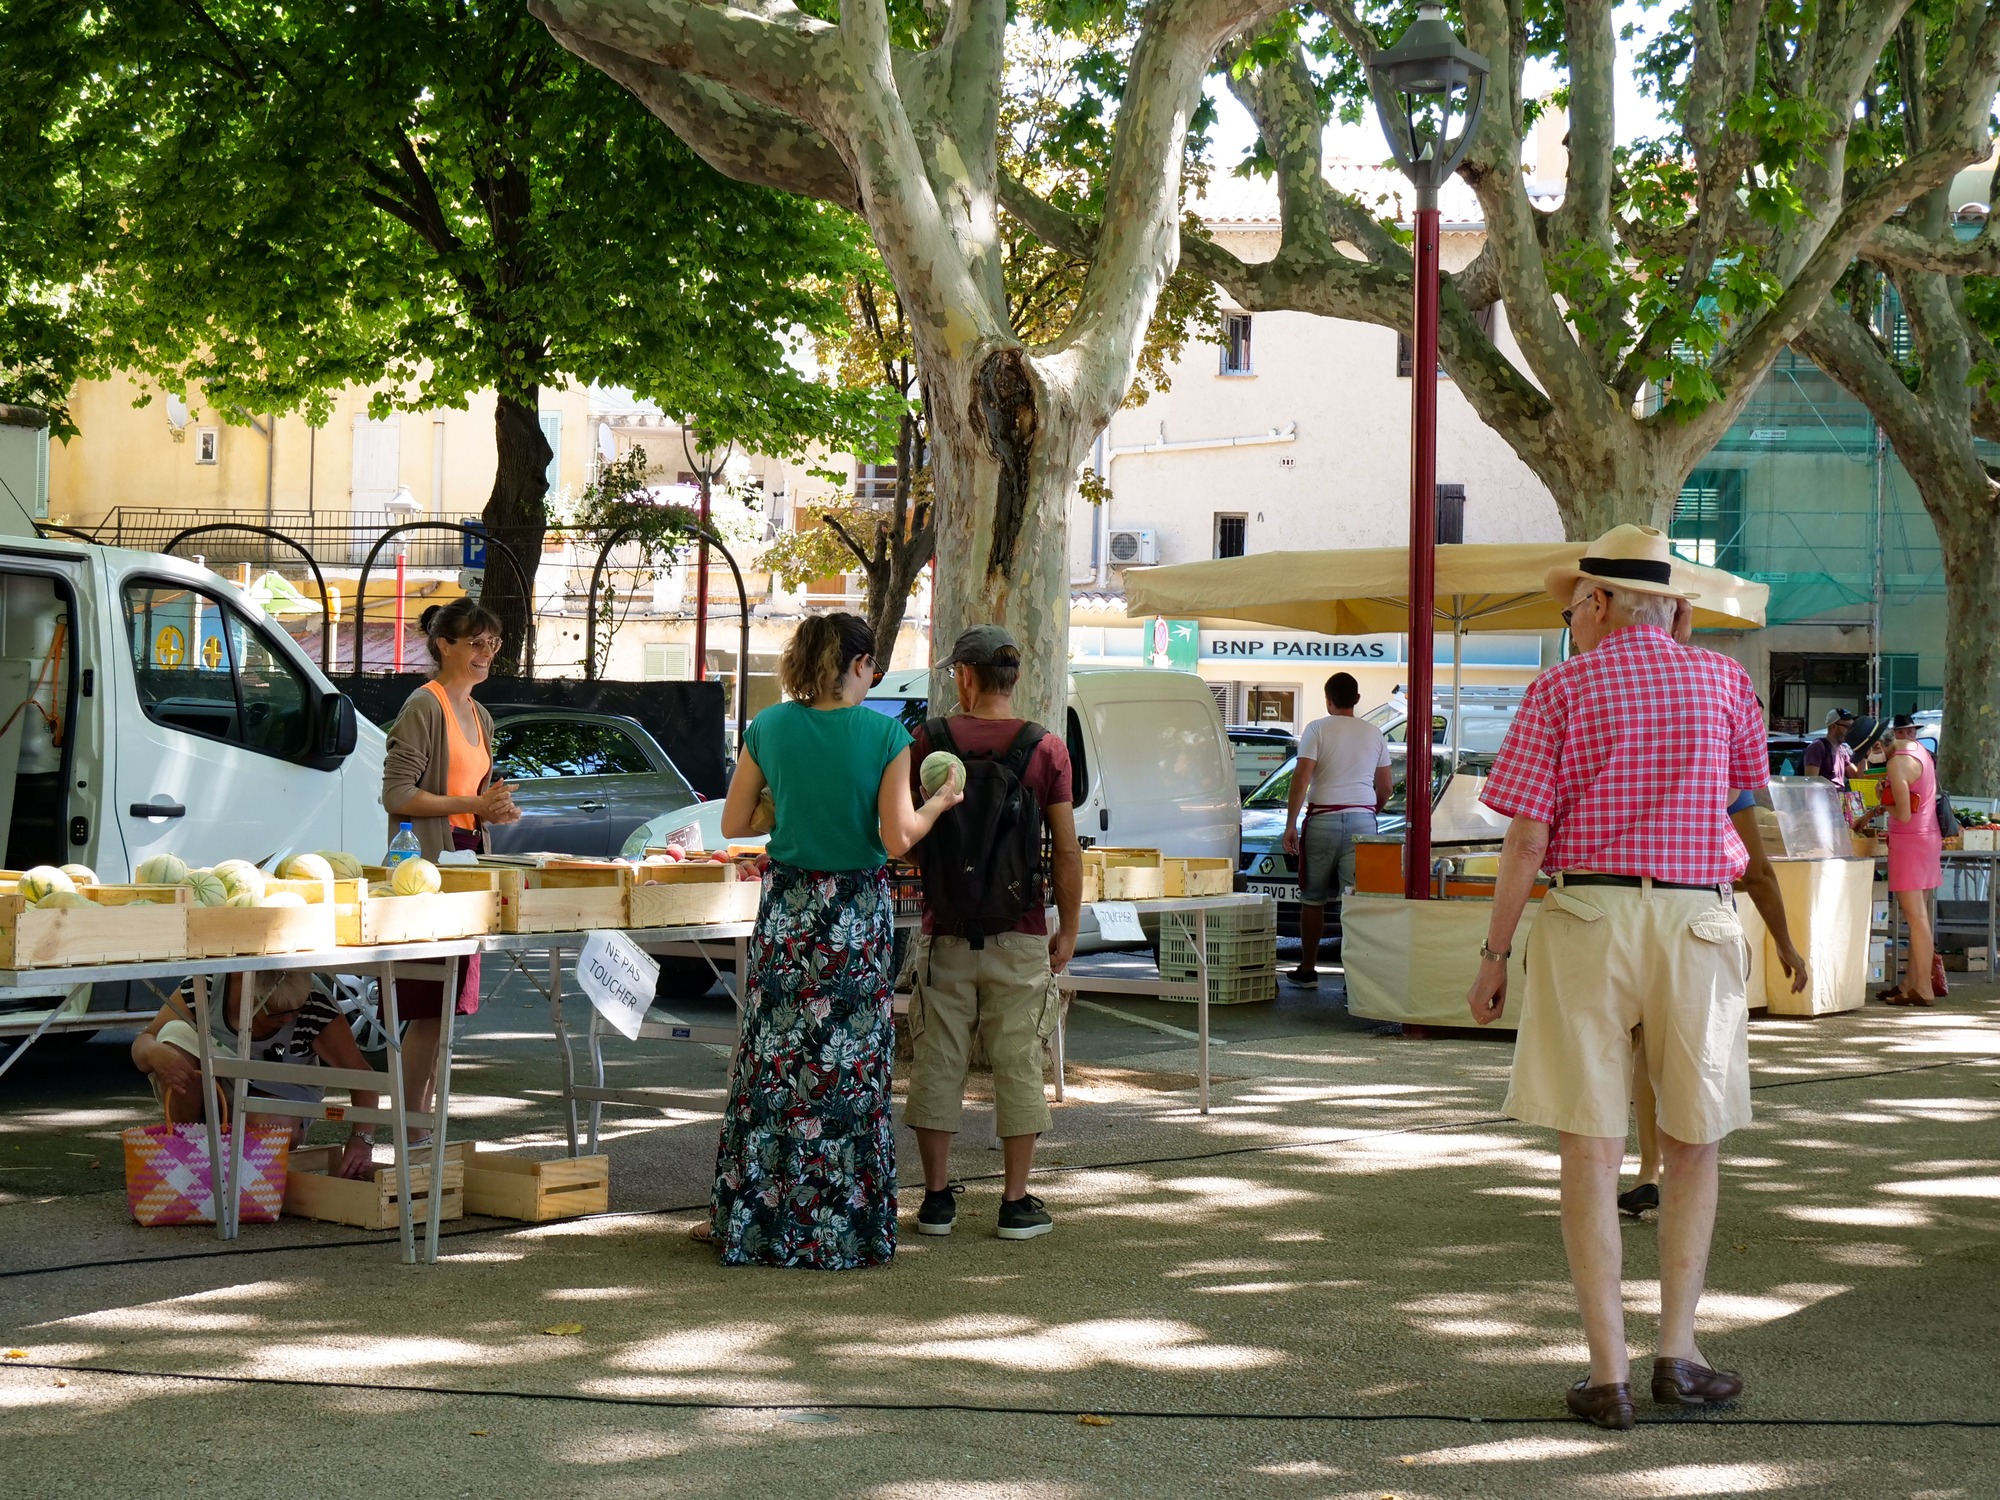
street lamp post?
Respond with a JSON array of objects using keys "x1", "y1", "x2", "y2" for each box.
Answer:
[{"x1": 1368, "y1": 4, "x2": 1488, "y2": 901}]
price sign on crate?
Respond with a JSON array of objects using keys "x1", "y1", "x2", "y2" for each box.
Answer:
[
  {"x1": 1092, "y1": 902, "x2": 1146, "y2": 944},
  {"x1": 576, "y1": 929, "x2": 660, "y2": 1041}
]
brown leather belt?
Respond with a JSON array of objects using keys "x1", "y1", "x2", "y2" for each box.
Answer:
[{"x1": 1555, "y1": 873, "x2": 1729, "y2": 896}]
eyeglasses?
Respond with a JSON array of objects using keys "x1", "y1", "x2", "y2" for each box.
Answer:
[{"x1": 1560, "y1": 608, "x2": 1574, "y2": 628}]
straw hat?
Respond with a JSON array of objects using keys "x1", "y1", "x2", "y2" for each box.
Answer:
[{"x1": 1544, "y1": 524, "x2": 1698, "y2": 605}]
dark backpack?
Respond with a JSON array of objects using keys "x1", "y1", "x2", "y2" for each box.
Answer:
[{"x1": 915, "y1": 717, "x2": 1048, "y2": 948}]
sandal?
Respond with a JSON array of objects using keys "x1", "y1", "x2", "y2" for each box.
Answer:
[
  {"x1": 1882, "y1": 989, "x2": 1935, "y2": 1007},
  {"x1": 687, "y1": 1222, "x2": 717, "y2": 1245}
]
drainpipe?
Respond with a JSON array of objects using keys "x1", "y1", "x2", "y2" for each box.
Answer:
[{"x1": 1072, "y1": 422, "x2": 1301, "y2": 587}]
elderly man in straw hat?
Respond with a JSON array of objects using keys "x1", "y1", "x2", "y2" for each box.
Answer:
[{"x1": 1466, "y1": 524, "x2": 1768, "y2": 1431}]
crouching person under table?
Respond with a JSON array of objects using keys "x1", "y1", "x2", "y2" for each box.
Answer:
[
  {"x1": 131, "y1": 971, "x2": 382, "y2": 1179},
  {"x1": 904, "y1": 626, "x2": 1083, "y2": 1242}
]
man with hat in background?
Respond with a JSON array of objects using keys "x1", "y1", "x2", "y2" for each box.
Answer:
[
  {"x1": 1805, "y1": 708, "x2": 1860, "y2": 821},
  {"x1": 904, "y1": 625, "x2": 1082, "y2": 1242},
  {"x1": 1466, "y1": 525, "x2": 1768, "y2": 1430}
]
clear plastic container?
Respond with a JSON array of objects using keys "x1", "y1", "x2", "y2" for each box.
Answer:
[{"x1": 384, "y1": 822, "x2": 421, "y2": 873}]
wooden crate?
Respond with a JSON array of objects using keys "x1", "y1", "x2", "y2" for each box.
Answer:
[
  {"x1": 0, "y1": 884, "x2": 190, "y2": 968},
  {"x1": 336, "y1": 868, "x2": 500, "y2": 946},
  {"x1": 1085, "y1": 847, "x2": 1165, "y2": 901},
  {"x1": 496, "y1": 864, "x2": 631, "y2": 934},
  {"x1": 445, "y1": 1142, "x2": 609, "y2": 1222},
  {"x1": 1164, "y1": 856, "x2": 1235, "y2": 898},
  {"x1": 184, "y1": 877, "x2": 338, "y2": 959},
  {"x1": 283, "y1": 1143, "x2": 464, "y2": 1229},
  {"x1": 628, "y1": 861, "x2": 762, "y2": 928}
]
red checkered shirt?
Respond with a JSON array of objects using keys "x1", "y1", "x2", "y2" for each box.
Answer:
[{"x1": 1480, "y1": 625, "x2": 1768, "y2": 884}]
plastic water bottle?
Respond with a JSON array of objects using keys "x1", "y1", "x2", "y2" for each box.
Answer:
[{"x1": 385, "y1": 822, "x2": 420, "y2": 874}]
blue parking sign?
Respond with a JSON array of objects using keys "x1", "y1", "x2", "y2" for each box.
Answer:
[{"x1": 462, "y1": 521, "x2": 488, "y2": 568}]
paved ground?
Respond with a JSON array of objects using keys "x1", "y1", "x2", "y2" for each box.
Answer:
[{"x1": 2, "y1": 955, "x2": 1996, "y2": 1498}]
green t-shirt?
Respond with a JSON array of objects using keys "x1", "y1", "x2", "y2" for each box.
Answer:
[{"x1": 745, "y1": 701, "x2": 912, "y2": 872}]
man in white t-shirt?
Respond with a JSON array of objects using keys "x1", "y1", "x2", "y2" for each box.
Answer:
[{"x1": 1282, "y1": 672, "x2": 1393, "y2": 989}]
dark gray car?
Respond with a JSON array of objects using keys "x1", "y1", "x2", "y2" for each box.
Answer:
[{"x1": 487, "y1": 711, "x2": 703, "y2": 857}]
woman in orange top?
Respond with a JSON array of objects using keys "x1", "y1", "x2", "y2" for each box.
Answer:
[{"x1": 381, "y1": 599, "x2": 521, "y2": 1113}]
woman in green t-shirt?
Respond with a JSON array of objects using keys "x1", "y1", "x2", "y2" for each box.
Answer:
[{"x1": 703, "y1": 612, "x2": 960, "y2": 1269}]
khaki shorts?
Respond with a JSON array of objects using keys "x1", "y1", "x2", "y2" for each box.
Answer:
[
  {"x1": 1505, "y1": 881, "x2": 1752, "y2": 1144},
  {"x1": 904, "y1": 932, "x2": 1061, "y2": 1139}
]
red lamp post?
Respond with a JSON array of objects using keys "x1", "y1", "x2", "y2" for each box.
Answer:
[{"x1": 1368, "y1": 4, "x2": 1488, "y2": 900}]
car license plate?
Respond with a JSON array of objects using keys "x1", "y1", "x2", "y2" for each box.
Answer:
[{"x1": 1244, "y1": 881, "x2": 1298, "y2": 902}]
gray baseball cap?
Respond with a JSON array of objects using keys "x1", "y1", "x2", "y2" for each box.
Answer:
[{"x1": 941, "y1": 624, "x2": 1020, "y2": 667}]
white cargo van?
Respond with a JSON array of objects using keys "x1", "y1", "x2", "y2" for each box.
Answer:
[{"x1": 0, "y1": 535, "x2": 385, "y2": 1055}]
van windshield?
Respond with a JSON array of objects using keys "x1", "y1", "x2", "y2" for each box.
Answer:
[{"x1": 863, "y1": 696, "x2": 928, "y2": 737}]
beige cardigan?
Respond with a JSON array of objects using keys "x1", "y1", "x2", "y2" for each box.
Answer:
[{"x1": 382, "y1": 684, "x2": 497, "y2": 860}]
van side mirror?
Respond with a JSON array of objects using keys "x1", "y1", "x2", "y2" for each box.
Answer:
[{"x1": 315, "y1": 691, "x2": 359, "y2": 765}]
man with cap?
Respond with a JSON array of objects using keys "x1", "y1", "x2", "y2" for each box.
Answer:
[
  {"x1": 1466, "y1": 525, "x2": 1767, "y2": 1430},
  {"x1": 1804, "y1": 709, "x2": 1859, "y2": 819},
  {"x1": 904, "y1": 626, "x2": 1082, "y2": 1241}
]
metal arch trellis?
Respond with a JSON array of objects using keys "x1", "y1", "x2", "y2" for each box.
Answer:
[
  {"x1": 161, "y1": 521, "x2": 336, "y2": 676},
  {"x1": 584, "y1": 519, "x2": 749, "y2": 752},
  {"x1": 351, "y1": 522, "x2": 537, "y2": 680}
]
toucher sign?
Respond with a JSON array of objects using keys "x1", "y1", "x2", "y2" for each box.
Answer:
[{"x1": 576, "y1": 928, "x2": 661, "y2": 1042}]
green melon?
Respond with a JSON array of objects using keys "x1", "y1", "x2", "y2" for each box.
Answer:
[
  {"x1": 135, "y1": 854, "x2": 189, "y2": 885},
  {"x1": 182, "y1": 871, "x2": 228, "y2": 907}
]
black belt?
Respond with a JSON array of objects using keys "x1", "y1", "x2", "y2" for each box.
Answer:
[{"x1": 1555, "y1": 873, "x2": 1730, "y2": 895}]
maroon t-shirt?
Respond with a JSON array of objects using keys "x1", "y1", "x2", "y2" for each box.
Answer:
[{"x1": 911, "y1": 716, "x2": 1072, "y2": 935}]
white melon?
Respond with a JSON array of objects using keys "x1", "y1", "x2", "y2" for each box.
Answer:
[
  {"x1": 214, "y1": 862, "x2": 266, "y2": 901},
  {"x1": 58, "y1": 863, "x2": 97, "y2": 886},
  {"x1": 281, "y1": 853, "x2": 334, "y2": 883},
  {"x1": 33, "y1": 889, "x2": 91, "y2": 909},
  {"x1": 316, "y1": 850, "x2": 365, "y2": 880},
  {"x1": 226, "y1": 892, "x2": 259, "y2": 908},
  {"x1": 20, "y1": 866, "x2": 75, "y2": 903},
  {"x1": 136, "y1": 854, "x2": 189, "y2": 885},
  {"x1": 390, "y1": 858, "x2": 441, "y2": 896}
]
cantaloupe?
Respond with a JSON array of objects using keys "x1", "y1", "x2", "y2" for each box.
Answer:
[
  {"x1": 58, "y1": 863, "x2": 96, "y2": 886},
  {"x1": 390, "y1": 858, "x2": 441, "y2": 896},
  {"x1": 920, "y1": 750, "x2": 965, "y2": 797},
  {"x1": 214, "y1": 861, "x2": 265, "y2": 902},
  {"x1": 225, "y1": 892, "x2": 259, "y2": 908},
  {"x1": 261, "y1": 892, "x2": 307, "y2": 908},
  {"x1": 368, "y1": 882, "x2": 394, "y2": 898},
  {"x1": 182, "y1": 870, "x2": 228, "y2": 907},
  {"x1": 135, "y1": 854, "x2": 189, "y2": 885},
  {"x1": 20, "y1": 866, "x2": 74, "y2": 903},
  {"x1": 281, "y1": 853, "x2": 334, "y2": 883},
  {"x1": 33, "y1": 889, "x2": 90, "y2": 909},
  {"x1": 315, "y1": 850, "x2": 365, "y2": 880}
]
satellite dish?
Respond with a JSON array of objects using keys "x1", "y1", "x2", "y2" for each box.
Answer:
[
  {"x1": 596, "y1": 422, "x2": 617, "y2": 463},
  {"x1": 165, "y1": 395, "x2": 191, "y2": 431}
]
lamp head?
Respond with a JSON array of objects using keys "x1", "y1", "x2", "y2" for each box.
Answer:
[{"x1": 1368, "y1": 4, "x2": 1491, "y2": 196}]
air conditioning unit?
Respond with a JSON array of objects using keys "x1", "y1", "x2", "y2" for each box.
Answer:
[{"x1": 1107, "y1": 527, "x2": 1158, "y2": 566}]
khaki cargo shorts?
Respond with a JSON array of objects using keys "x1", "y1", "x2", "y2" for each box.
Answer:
[
  {"x1": 1505, "y1": 881, "x2": 1752, "y2": 1144},
  {"x1": 904, "y1": 932, "x2": 1061, "y2": 1139}
]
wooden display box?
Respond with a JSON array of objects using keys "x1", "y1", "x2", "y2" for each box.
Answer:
[
  {"x1": 1961, "y1": 827, "x2": 1999, "y2": 851},
  {"x1": 184, "y1": 877, "x2": 337, "y2": 959},
  {"x1": 629, "y1": 861, "x2": 762, "y2": 927},
  {"x1": 445, "y1": 1141, "x2": 609, "y2": 1222},
  {"x1": 0, "y1": 884, "x2": 190, "y2": 968},
  {"x1": 1084, "y1": 848, "x2": 1165, "y2": 901},
  {"x1": 1163, "y1": 856, "x2": 1234, "y2": 898},
  {"x1": 495, "y1": 863, "x2": 631, "y2": 934},
  {"x1": 336, "y1": 868, "x2": 500, "y2": 946},
  {"x1": 284, "y1": 1143, "x2": 464, "y2": 1229}
]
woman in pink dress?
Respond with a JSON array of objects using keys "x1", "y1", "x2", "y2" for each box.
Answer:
[{"x1": 1858, "y1": 715, "x2": 1941, "y2": 1004}]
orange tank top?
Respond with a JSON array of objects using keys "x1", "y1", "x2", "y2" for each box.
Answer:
[{"x1": 424, "y1": 680, "x2": 491, "y2": 832}]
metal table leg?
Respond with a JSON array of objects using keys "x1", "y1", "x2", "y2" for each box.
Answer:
[
  {"x1": 190, "y1": 977, "x2": 229, "y2": 1242},
  {"x1": 226, "y1": 973, "x2": 256, "y2": 1241},
  {"x1": 547, "y1": 946, "x2": 580, "y2": 1157},
  {"x1": 1189, "y1": 911, "x2": 1210, "y2": 1116},
  {"x1": 587, "y1": 1004, "x2": 607, "y2": 1155}
]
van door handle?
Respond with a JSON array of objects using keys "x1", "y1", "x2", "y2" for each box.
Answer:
[
  {"x1": 130, "y1": 800, "x2": 186, "y2": 819},
  {"x1": 1099, "y1": 809, "x2": 1109, "y2": 832}
]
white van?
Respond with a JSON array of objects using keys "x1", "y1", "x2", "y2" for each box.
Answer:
[{"x1": 0, "y1": 536, "x2": 384, "y2": 1047}]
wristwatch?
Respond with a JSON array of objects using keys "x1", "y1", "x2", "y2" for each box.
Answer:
[{"x1": 1479, "y1": 941, "x2": 1510, "y2": 963}]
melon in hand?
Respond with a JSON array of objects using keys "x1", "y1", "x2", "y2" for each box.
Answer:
[{"x1": 920, "y1": 751, "x2": 965, "y2": 798}]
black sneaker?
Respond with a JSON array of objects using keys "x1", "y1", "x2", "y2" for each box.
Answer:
[
  {"x1": 1287, "y1": 966, "x2": 1319, "y2": 989},
  {"x1": 996, "y1": 1193, "x2": 1054, "y2": 1240},
  {"x1": 1617, "y1": 1183, "x2": 1660, "y2": 1218},
  {"x1": 916, "y1": 1183, "x2": 964, "y2": 1236}
]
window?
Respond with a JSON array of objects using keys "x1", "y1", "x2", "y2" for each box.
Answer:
[
  {"x1": 194, "y1": 428, "x2": 219, "y2": 465},
  {"x1": 491, "y1": 719, "x2": 654, "y2": 780},
  {"x1": 1219, "y1": 314, "x2": 1253, "y2": 376},
  {"x1": 642, "y1": 642, "x2": 694, "y2": 681},
  {"x1": 538, "y1": 412, "x2": 561, "y2": 493},
  {"x1": 855, "y1": 463, "x2": 899, "y2": 502},
  {"x1": 351, "y1": 415, "x2": 400, "y2": 505},
  {"x1": 1671, "y1": 469, "x2": 1746, "y2": 573},
  {"x1": 1214, "y1": 513, "x2": 1247, "y2": 558},
  {"x1": 1066, "y1": 706, "x2": 1091, "y2": 806},
  {"x1": 123, "y1": 582, "x2": 313, "y2": 760},
  {"x1": 1399, "y1": 303, "x2": 1499, "y2": 377},
  {"x1": 1436, "y1": 483, "x2": 1466, "y2": 544}
]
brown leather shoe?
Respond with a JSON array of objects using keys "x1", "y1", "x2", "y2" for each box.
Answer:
[
  {"x1": 1566, "y1": 1377, "x2": 1635, "y2": 1430},
  {"x1": 1652, "y1": 1357, "x2": 1744, "y2": 1407}
]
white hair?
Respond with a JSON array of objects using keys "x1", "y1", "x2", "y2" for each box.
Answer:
[{"x1": 1603, "y1": 585, "x2": 1677, "y2": 629}]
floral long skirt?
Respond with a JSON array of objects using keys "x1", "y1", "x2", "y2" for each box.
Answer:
[{"x1": 710, "y1": 862, "x2": 897, "y2": 1269}]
